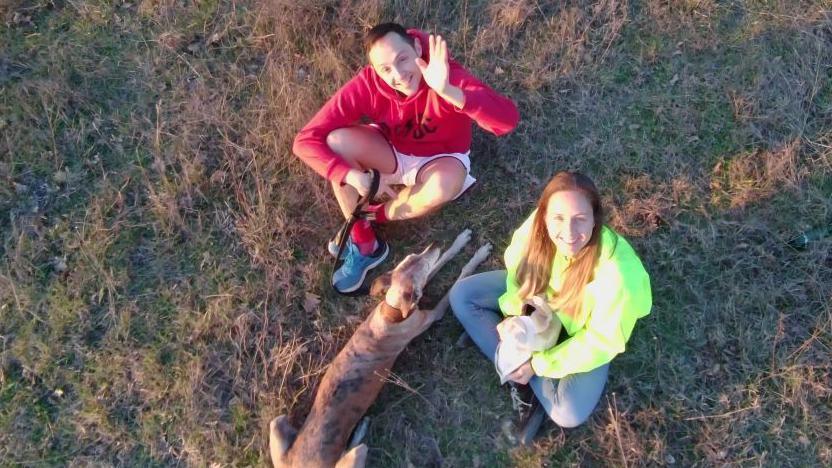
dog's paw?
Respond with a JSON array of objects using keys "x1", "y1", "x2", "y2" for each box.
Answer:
[
  {"x1": 450, "y1": 228, "x2": 472, "y2": 251},
  {"x1": 471, "y1": 243, "x2": 492, "y2": 264},
  {"x1": 460, "y1": 243, "x2": 492, "y2": 276}
]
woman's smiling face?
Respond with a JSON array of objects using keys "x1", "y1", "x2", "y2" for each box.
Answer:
[{"x1": 544, "y1": 190, "x2": 595, "y2": 257}]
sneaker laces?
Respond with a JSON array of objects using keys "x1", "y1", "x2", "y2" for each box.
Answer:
[
  {"x1": 510, "y1": 384, "x2": 532, "y2": 416},
  {"x1": 342, "y1": 243, "x2": 360, "y2": 269}
]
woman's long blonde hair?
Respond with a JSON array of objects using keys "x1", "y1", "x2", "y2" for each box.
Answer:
[{"x1": 515, "y1": 172, "x2": 604, "y2": 319}]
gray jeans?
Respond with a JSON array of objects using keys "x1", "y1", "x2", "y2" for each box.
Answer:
[{"x1": 449, "y1": 270, "x2": 609, "y2": 428}]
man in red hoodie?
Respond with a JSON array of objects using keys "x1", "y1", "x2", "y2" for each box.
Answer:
[{"x1": 294, "y1": 23, "x2": 519, "y2": 294}]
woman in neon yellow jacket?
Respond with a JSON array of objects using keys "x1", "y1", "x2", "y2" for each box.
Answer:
[{"x1": 449, "y1": 171, "x2": 652, "y2": 445}]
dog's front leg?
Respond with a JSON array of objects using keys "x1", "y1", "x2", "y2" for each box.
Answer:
[
  {"x1": 422, "y1": 243, "x2": 493, "y2": 329},
  {"x1": 427, "y1": 229, "x2": 472, "y2": 283}
]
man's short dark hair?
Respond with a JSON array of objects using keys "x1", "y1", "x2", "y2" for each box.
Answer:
[{"x1": 364, "y1": 23, "x2": 415, "y2": 54}]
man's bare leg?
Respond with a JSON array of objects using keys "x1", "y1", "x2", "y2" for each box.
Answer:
[
  {"x1": 328, "y1": 147, "x2": 465, "y2": 292},
  {"x1": 384, "y1": 157, "x2": 467, "y2": 221},
  {"x1": 326, "y1": 126, "x2": 396, "y2": 219}
]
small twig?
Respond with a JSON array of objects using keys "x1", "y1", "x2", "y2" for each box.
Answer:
[
  {"x1": 607, "y1": 393, "x2": 629, "y2": 468},
  {"x1": 0, "y1": 272, "x2": 24, "y2": 319},
  {"x1": 684, "y1": 403, "x2": 760, "y2": 421},
  {"x1": 154, "y1": 99, "x2": 162, "y2": 161},
  {"x1": 377, "y1": 370, "x2": 433, "y2": 408},
  {"x1": 258, "y1": 298, "x2": 270, "y2": 386},
  {"x1": 762, "y1": 363, "x2": 832, "y2": 382},
  {"x1": 785, "y1": 325, "x2": 826, "y2": 363},
  {"x1": 40, "y1": 93, "x2": 60, "y2": 166},
  {"x1": 175, "y1": 51, "x2": 202, "y2": 79}
]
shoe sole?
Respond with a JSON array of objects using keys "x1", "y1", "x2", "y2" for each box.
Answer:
[
  {"x1": 332, "y1": 243, "x2": 389, "y2": 293},
  {"x1": 519, "y1": 404, "x2": 547, "y2": 446}
]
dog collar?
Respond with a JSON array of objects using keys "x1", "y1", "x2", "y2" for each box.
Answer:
[{"x1": 379, "y1": 301, "x2": 406, "y2": 323}]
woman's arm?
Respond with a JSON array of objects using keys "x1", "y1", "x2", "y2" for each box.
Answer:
[
  {"x1": 530, "y1": 256, "x2": 652, "y2": 379},
  {"x1": 497, "y1": 211, "x2": 537, "y2": 317}
]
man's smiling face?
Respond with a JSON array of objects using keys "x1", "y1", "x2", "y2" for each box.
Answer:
[{"x1": 368, "y1": 32, "x2": 423, "y2": 97}]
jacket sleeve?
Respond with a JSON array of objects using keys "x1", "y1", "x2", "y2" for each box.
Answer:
[
  {"x1": 498, "y1": 211, "x2": 536, "y2": 317},
  {"x1": 529, "y1": 261, "x2": 652, "y2": 379},
  {"x1": 292, "y1": 72, "x2": 375, "y2": 184},
  {"x1": 449, "y1": 65, "x2": 519, "y2": 136}
]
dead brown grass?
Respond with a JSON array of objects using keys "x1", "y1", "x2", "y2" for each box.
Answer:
[
  {"x1": 488, "y1": 0, "x2": 629, "y2": 92},
  {"x1": 1, "y1": 0, "x2": 831, "y2": 465},
  {"x1": 710, "y1": 139, "x2": 806, "y2": 210}
]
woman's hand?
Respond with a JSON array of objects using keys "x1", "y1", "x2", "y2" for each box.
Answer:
[{"x1": 507, "y1": 360, "x2": 535, "y2": 385}]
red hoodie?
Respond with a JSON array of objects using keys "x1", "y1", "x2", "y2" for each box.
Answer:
[{"x1": 292, "y1": 30, "x2": 520, "y2": 184}]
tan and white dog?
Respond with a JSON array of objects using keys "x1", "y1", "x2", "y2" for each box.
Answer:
[
  {"x1": 494, "y1": 296, "x2": 563, "y2": 384},
  {"x1": 269, "y1": 229, "x2": 491, "y2": 468}
]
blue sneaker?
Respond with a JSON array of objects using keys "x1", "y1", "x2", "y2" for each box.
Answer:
[{"x1": 332, "y1": 240, "x2": 389, "y2": 293}]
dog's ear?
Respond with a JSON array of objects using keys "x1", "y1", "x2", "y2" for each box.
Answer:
[
  {"x1": 530, "y1": 309, "x2": 551, "y2": 331},
  {"x1": 370, "y1": 272, "x2": 392, "y2": 297},
  {"x1": 399, "y1": 287, "x2": 418, "y2": 319}
]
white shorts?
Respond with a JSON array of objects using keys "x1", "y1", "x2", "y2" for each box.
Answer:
[{"x1": 382, "y1": 148, "x2": 477, "y2": 200}]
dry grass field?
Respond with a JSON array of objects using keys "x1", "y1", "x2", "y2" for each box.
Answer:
[{"x1": 1, "y1": 0, "x2": 831, "y2": 465}]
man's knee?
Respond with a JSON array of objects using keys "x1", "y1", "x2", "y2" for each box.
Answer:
[
  {"x1": 326, "y1": 126, "x2": 395, "y2": 172},
  {"x1": 326, "y1": 128, "x2": 351, "y2": 155},
  {"x1": 416, "y1": 158, "x2": 467, "y2": 206}
]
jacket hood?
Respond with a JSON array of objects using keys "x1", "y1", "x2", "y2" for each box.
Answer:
[{"x1": 367, "y1": 28, "x2": 430, "y2": 103}]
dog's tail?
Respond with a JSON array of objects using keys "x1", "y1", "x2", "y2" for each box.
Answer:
[
  {"x1": 269, "y1": 415, "x2": 297, "y2": 467},
  {"x1": 347, "y1": 417, "x2": 369, "y2": 450},
  {"x1": 335, "y1": 444, "x2": 368, "y2": 468}
]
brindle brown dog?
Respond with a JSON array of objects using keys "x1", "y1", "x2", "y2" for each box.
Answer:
[{"x1": 270, "y1": 229, "x2": 491, "y2": 468}]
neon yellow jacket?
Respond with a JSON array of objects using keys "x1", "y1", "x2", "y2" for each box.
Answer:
[{"x1": 497, "y1": 210, "x2": 652, "y2": 379}]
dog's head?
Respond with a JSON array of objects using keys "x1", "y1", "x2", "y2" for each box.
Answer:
[{"x1": 370, "y1": 243, "x2": 441, "y2": 320}]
